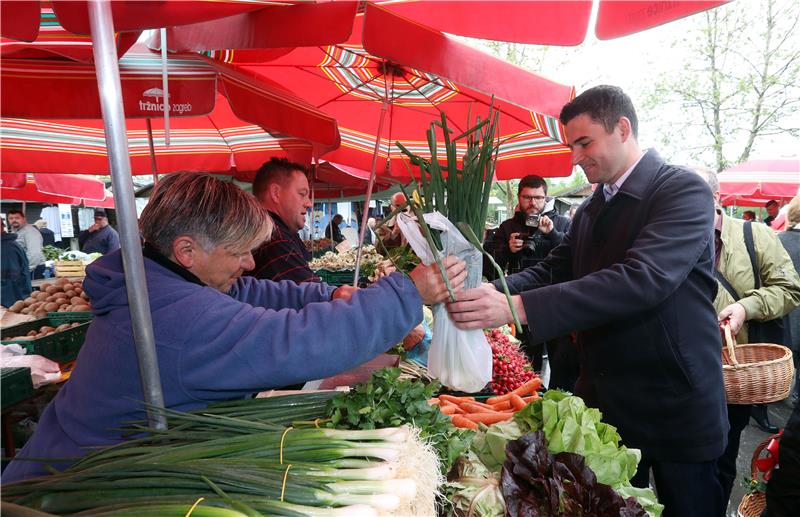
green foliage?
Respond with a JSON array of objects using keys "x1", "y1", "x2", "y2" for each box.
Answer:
[{"x1": 326, "y1": 367, "x2": 473, "y2": 474}]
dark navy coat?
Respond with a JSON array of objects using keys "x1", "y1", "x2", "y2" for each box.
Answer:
[{"x1": 500, "y1": 149, "x2": 728, "y2": 462}]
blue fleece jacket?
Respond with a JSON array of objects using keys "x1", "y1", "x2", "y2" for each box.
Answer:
[{"x1": 3, "y1": 250, "x2": 422, "y2": 482}]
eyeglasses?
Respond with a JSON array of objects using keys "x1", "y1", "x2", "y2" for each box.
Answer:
[{"x1": 520, "y1": 195, "x2": 546, "y2": 202}]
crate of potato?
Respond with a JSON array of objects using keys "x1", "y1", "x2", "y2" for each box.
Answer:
[
  {"x1": 0, "y1": 316, "x2": 92, "y2": 364},
  {"x1": 6, "y1": 278, "x2": 91, "y2": 319}
]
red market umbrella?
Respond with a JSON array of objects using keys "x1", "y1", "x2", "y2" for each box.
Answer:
[
  {"x1": 1, "y1": 172, "x2": 114, "y2": 208},
  {"x1": 377, "y1": 0, "x2": 730, "y2": 45},
  {"x1": 199, "y1": 3, "x2": 575, "y2": 181},
  {"x1": 0, "y1": 0, "x2": 267, "y2": 43},
  {"x1": 718, "y1": 158, "x2": 800, "y2": 206},
  {"x1": 311, "y1": 161, "x2": 394, "y2": 200}
]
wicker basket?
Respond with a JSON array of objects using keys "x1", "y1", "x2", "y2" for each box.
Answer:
[
  {"x1": 736, "y1": 433, "x2": 780, "y2": 517},
  {"x1": 722, "y1": 325, "x2": 794, "y2": 404}
]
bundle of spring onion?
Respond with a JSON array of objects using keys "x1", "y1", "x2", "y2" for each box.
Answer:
[{"x1": 2, "y1": 394, "x2": 442, "y2": 517}]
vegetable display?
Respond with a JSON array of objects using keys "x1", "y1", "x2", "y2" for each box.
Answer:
[
  {"x1": 502, "y1": 431, "x2": 649, "y2": 517},
  {"x1": 6, "y1": 278, "x2": 91, "y2": 317},
  {"x1": 326, "y1": 368, "x2": 472, "y2": 476},
  {"x1": 1, "y1": 321, "x2": 84, "y2": 341},
  {"x1": 485, "y1": 327, "x2": 536, "y2": 395},
  {"x1": 308, "y1": 246, "x2": 383, "y2": 272}
]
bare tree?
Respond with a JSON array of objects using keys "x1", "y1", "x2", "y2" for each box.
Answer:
[{"x1": 643, "y1": 0, "x2": 799, "y2": 172}]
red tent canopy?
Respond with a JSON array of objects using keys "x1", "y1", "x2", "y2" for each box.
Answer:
[
  {"x1": 718, "y1": 158, "x2": 800, "y2": 206},
  {"x1": 1, "y1": 172, "x2": 114, "y2": 207}
]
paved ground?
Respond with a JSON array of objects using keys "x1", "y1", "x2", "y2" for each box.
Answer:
[{"x1": 727, "y1": 397, "x2": 795, "y2": 516}]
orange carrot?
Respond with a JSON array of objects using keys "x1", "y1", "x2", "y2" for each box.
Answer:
[
  {"x1": 489, "y1": 399, "x2": 512, "y2": 411},
  {"x1": 509, "y1": 393, "x2": 527, "y2": 411},
  {"x1": 461, "y1": 401, "x2": 497, "y2": 413},
  {"x1": 486, "y1": 394, "x2": 511, "y2": 405},
  {"x1": 439, "y1": 394, "x2": 473, "y2": 405},
  {"x1": 510, "y1": 377, "x2": 543, "y2": 397},
  {"x1": 451, "y1": 415, "x2": 479, "y2": 429},
  {"x1": 464, "y1": 412, "x2": 514, "y2": 425},
  {"x1": 439, "y1": 405, "x2": 457, "y2": 415},
  {"x1": 428, "y1": 398, "x2": 440, "y2": 406}
]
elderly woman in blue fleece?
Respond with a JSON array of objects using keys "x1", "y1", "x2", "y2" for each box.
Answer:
[{"x1": 3, "y1": 173, "x2": 466, "y2": 482}]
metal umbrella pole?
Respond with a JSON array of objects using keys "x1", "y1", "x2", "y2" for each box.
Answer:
[
  {"x1": 352, "y1": 73, "x2": 391, "y2": 286},
  {"x1": 88, "y1": 0, "x2": 167, "y2": 430}
]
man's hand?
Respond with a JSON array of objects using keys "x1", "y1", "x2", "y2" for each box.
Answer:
[
  {"x1": 88, "y1": 224, "x2": 100, "y2": 233},
  {"x1": 538, "y1": 215, "x2": 554, "y2": 235},
  {"x1": 718, "y1": 302, "x2": 747, "y2": 335},
  {"x1": 402, "y1": 324, "x2": 426, "y2": 350},
  {"x1": 409, "y1": 256, "x2": 467, "y2": 305},
  {"x1": 446, "y1": 283, "x2": 527, "y2": 330},
  {"x1": 332, "y1": 285, "x2": 358, "y2": 302},
  {"x1": 509, "y1": 232, "x2": 525, "y2": 253}
]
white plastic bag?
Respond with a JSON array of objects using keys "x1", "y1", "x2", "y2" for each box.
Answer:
[{"x1": 397, "y1": 212, "x2": 492, "y2": 392}]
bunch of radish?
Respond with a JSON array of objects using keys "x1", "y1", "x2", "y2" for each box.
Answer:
[{"x1": 485, "y1": 328, "x2": 537, "y2": 395}]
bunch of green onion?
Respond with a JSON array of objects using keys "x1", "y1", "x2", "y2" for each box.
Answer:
[{"x1": 2, "y1": 394, "x2": 438, "y2": 516}]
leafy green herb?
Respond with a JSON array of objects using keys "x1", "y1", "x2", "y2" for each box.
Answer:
[
  {"x1": 326, "y1": 367, "x2": 473, "y2": 474},
  {"x1": 42, "y1": 245, "x2": 62, "y2": 261}
]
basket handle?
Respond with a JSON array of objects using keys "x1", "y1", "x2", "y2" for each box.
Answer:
[{"x1": 723, "y1": 321, "x2": 739, "y2": 366}]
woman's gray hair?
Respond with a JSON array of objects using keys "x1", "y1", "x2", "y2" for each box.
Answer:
[
  {"x1": 140, "y1": 173, "x2": 272, "y2": 256},
  {"x1": 691, "y1": 165, "x2": 720, "y2": 194}
]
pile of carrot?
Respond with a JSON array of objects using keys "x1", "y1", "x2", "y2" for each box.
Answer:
[{"x1": 429, "y1": 377, "x2": 543, "y2": 430}]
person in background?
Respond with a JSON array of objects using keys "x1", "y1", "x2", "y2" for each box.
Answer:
[
  {"x1": 249, "y1": 157, "x2": 320, "y2": 283},
  {"x1": 2, "y1": 172, "x2": 467, "y2": 483},
  {"x1": 765, "y1": 200, "x2": 780, "y2": 227},
  {"x1": 695, "y1": 169, "x2": 800, "y2": 508},
  {"x1": 1, "y1": 225, "x2": 32, "y2": 308},
  {"x1": 325, "y1": 214, "x2": 345, "y2": 244},
  {"x1": 762, "y1": 394, "x2": 800, "y2": 516},
  {"x1": 485, "y1": 175, "x2": 573, "y2": 386},
  {"x1": 375, "y1": 192, "x2": 408, "y2": 249},
  {"x1": 34, "y1": 219, "x2": 56, "y2": 247},
  {"x1": 446, "y1": 85, "x2": 729, "y2": 517},
  {"x1": 742, "y1": 210, "x2": 757, "y2": 222},
  {"x1": 778, "y1": 196, "x2": 800, "y2": 406},
  {"x1": 6, "y1": 209, "x2": 45, "y2": 279},
  {"x1": 78, "y1": 209, "x2": 120, "y2": 255}
]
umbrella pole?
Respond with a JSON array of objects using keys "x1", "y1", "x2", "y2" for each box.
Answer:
[
  {"x1": 145, "y1": 118, "x2": 158, "y2": 185},
  {"x1": 89, "y1": 0, "x2": 167, "y2": 431},
  {"x1": 310, "y1": 156, "x2": 318, "y2": 254},
  {"x1": 352, "y1": 97, "x2": 390, "y2": 286}
]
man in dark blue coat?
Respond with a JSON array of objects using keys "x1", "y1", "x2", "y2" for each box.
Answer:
[{"x1": 447, "y1": 85, "x2": 728, "y2": 517}]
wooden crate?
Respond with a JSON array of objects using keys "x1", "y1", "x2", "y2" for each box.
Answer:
[{"x1": 55, "y1": 260, "x2": 85, "y2": 278}]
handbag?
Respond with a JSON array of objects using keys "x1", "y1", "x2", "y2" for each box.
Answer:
[{"x1": 716, "y1": 221, "x2": 785, "y2": 345}]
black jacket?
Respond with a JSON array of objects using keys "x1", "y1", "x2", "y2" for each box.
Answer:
[{"x1": 493, "y1": 149, "x2": 728, "y2": 462}]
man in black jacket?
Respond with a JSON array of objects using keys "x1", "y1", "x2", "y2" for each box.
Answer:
[{"x1": 447, "y1": 85, "x2": 728, "y2": 517}]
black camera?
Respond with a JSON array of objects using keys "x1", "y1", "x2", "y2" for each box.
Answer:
[{"x1": 525, "y1": 213, "x2": 540, "y2": 228}]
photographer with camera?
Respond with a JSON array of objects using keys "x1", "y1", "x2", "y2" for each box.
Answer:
[
  {"x1": 491, "y1": 175, "x2": 570, "y2": 276},
  {"x1": 487, "y1": 175, "x2": 574, "y2": 385}
]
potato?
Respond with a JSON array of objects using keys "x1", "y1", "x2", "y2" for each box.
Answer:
[
  {"x1": 39, "y1": 282, "x2": 52, "y2": 291},
  {"x1": 21, "y1": 307, "x2": 31, "y2": 314},
  {"x1": 64, "y1": 290, "x2": 77, "y2": 299},
  {"x1": 44, "y1": 302, "x2": 60, "y2": 312},
  {"x1": 73, "y1": 287, "x2": 83, "y2": 295},
  {"x1": 9, "y1": 300, "x2": 26, "y2": 312},
  {"x1": 23, "y1": 297, "x2": 37, "y2": 306},
  {"x1": 27, "y1": 330, "x2": 38, "y2": 337},
  {"x1": 33, "y1": 310, "x2": 48, "y2": 319},
  {"x1": 45, "y1": 285, "x2": 60, "y2": 295},
  {"x1": 39, "y1": 326, "x2": 55, "y2": 333},
  {"x1": 35, "y1": 291, "x2": 48, "y2": 302},
  {"x1": 54, "y1": 278, "x2": 69, "y2": 287},
  {"x1": 70, "y1": 297, "x2": 84, "y2": 306},
  {"x1": 71, "y1": 305, "x2": 91, "y2": 312}
]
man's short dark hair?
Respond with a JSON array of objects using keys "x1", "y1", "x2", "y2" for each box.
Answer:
[
  {"x1": 7, "y1": 209, "x2": 24, "y2": 218},
  {"x1": 332, "y1": 214, "x2": 344, "y2": 224},
  {"x1": 559, "y1": 85, "x2": 639, "y2": 139},
  {"x1": 518, "y1": 175, "x2": 548, "y2": 195},
  {"x1": 94, "y1": 209, "x2": 107, "y2": 218},
  {"x1": 743, "y1": 210, "x2": 757, "y2": 219},
  {"x1": 252, "y1": 157, "x2": 308, "y2": 200},
  {"x1": 765, "y1": 200, "x2": 779, "y2": 208}
]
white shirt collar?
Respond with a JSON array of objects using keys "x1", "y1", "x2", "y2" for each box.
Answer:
[{"x1": 603, "y1": 151, "x2": 646, "y2": 201}]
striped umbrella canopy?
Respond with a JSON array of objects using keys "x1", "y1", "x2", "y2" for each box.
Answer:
[
  {"x1": 197, "y1": 3, "x2": 575, "y2": 181},
  {"x1": 718, "y1": 158, "x2": 800, "y2": 206},
  {"x1": 1, "y1": 172, "x2": 114, "y2": 208}
]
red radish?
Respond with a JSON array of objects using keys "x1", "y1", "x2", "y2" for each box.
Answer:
[{"x1": 485, "y1": 328, "x2": 539, "y2": 395}]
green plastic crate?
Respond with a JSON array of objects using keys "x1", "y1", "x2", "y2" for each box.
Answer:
[
  {"x1": 46, "y1": 312, "x2": 94, "y2": 323},
  {"x1": 314, "y1": 269, "x2": 359, "y2": 286},
  {"x1": 1, "y1": 316, "x2": 91, "y2": 363},
  {"x1": 1, "y1": 367, "x2": 34, "y2": 410}
]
